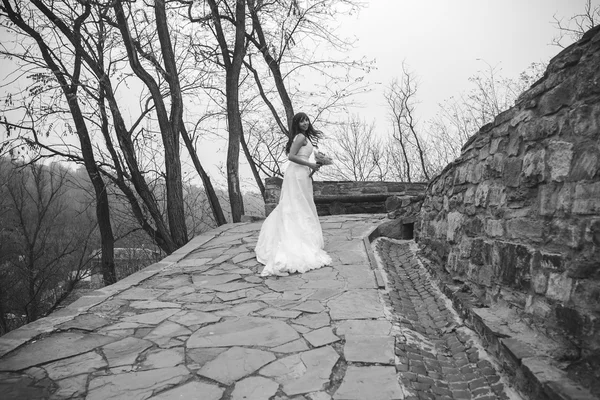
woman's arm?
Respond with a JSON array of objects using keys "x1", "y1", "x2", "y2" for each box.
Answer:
[{"x1": 288, "y1": 134, "x2": 320, "y2": 170}]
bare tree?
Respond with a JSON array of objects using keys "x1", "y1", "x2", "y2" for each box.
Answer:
[
  {"x1": 426, "y1": 61, "x2": 544, "y2": 173},
  {"x1": 319, "y1": 115, "x2": 388, "y2": 181},
  {"x1": 551, "y1": 0, "x2": 600, "y2": 48},
  {"x1": 0, "y1": 160, "x2": 97, "y2": 331},
  {"x1": 384, "y1": 63, "x2": 430, "y2": 182}
]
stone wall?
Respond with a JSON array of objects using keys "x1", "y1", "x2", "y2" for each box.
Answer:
[
  {"x1": 264, "y1": 178, "x2": 427, "y2": 216},
  {"x1": 417, "y1": 26, "x2": 600, "y2": 354}
]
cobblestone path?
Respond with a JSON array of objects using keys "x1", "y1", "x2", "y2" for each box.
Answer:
[{"x1": 376, "y1": 238, "x2": 520, "y2": 400}]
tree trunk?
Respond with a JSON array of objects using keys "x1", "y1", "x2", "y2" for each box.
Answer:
[
  {"x1": 206, "y1": 0, "x2": 247, "y2": 222},
  {"x1": 180, "y1": 123, "x2": 227, "y2": 225},
  {"x1": 226, "y1": 79, "x2": 245, "y2": 222},
  {"x1": 240, "y1": 127, "x2": 266, "y2": 198},
  {"x1": 154, "y1": 0, "x2": 188, "y2": 245}
]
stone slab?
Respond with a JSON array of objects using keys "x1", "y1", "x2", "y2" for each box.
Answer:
[
  {"x1": 272, "y1": 339, "x2": 310, "y2": 353},
  {"x1": 260, "y1": 346, "x2": 339, "y2": 396},
  {"x1": 333, "y1": 366, "x2": 403, "y2": 400},
  {"x1": 335, "y1": 320, "x2": 393, "y2": 336},
  {"x1": 102, "y1": 337, "x2": 153, "y2": 368},
  {"x1": 43, "y1": 350, "x2": 106, "y2": 380},
  {"x1": 187, "y1": 317, "x2": 299, "y2": 348},
  {"x1": 304, "y1": 327, "x2": 340, "y2": 347},
  {"x1": 121, "y1": 309, "x2": 179, "y2": 325},
  {"x1": 343, "y1": 334, "x2": 395, "y2": 364},
  {"x1": 198, "y1": 346, "x2": 276, "y2": 384},
  {"x1": 231, "y1": 376, "x2": 279, "y2": 400},
  {"x1": 0, "y1": 332, "x2": 117, "y2": 372},
  {"x1": 86, "y1": 366, "x2": 190, "y2": 400},
  {"x1": 149, "y1": 381, "x2": 223, "y2": 400},
  {"x1": 328, "y1": 290, "x2": 384, "y2": 320}
]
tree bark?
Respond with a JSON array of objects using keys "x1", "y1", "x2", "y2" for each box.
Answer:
[
  {"x1": 180, "y1": 123, "x2": 227, "y2": 226},
  {"x1": 206, "y1": 0, "x2": 246, "y2": 222}
]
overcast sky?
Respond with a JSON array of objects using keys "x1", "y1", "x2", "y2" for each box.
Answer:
[{"x1": 334, "y1": 0, "x2": 594, "y2": 126}]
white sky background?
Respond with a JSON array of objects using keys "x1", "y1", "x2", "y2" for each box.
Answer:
[
  {"x1": 0, "y1": 0, "x2": 596, "y2": 192},
  {"x1": 334, "y1": 0, "x2": 589, "y2": 126}
]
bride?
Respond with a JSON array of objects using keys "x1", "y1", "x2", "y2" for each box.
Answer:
[{"x1": 255, "y1": 112, "x2": 332, "y2": 277}]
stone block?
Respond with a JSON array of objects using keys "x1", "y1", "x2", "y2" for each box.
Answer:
[
  {"x1": 567, "y1": 261, "x2": 600, "y2": 279},
  {"x1": 546, "y1": 272, "x2": 573, "y2": 302},
  {"x1": 573, "y1": 182, "x2": 600, "y2": 214},
  {"x1": 470, "y1": 239, "x2": 484, "y2": 265},
  {"x1": 570, "y1": 149, "x2": 599, "y2": 180},
  {"x1": 503, "y1": 157, "x2": 523, "y2": 187},
  {"x1": 495, "y1": 242, "x2": 533, "y2": 288},
  {"x1": 476, "y1": 262, "x2": 495, "y2": 287},
  {"x1": 485, "y1": 220, "x2": 504, "y2": 237},
  {"x1": 547, "y1": 141, "x2": 573, "y2": 181},
  {"x1": 464, "y1": 216, "x2": 484, "y2": 237},
  {"x1": 537, "y1": 78, "x2": 577, "y2": 116},
  {"x1": 531, "y1": 270, "x2": 549, "y2": 294},
  {"x1": 570, "y1": 279, "x2": 600, "y2": 313},
  {"x1": 489, "y1": 137, "x2": 506, "y2": 155},
  {"x1": 525, "y1": 295, "x2": 552, "y2": 318},
  {"x1": 522, "y1": 149, "x2": 547, "y2": 185},
  {"x1": 555, "y1": 305, "x2": 585, "y2": 337},
  {"x1": 489, "y1": 153, "x2": 505, "y2": 175},
  {"x1": 463, "y1": 186, "x2": 476, "y2": 204},
  {"x1": 478, "y1": 145, "x2": 490, "y2": 161},
  {"x1": 549, "y1": 219, "x2": 582, "y2": 250},
  {"x1": 474, "y1": 183, "x2": 490, "y2": 207},
  {"x1": 538, "y1": 185, "x2": 557, "y2": 216},
  {"x1": 531, "y1": 251, "x2": 564, "y2": 272},
  {"x1": 506, "y1": 218, "x2": 544, "y2": 242},
  {"x1": 446, "y1": 212, "x2": 464, "y2": 243},
  {"x1": 487, "y1": 184, "x2": 506, "y2": 206},
  {"x1": 506, "y1": 131, "x2": 522, "y2": 156},
  {"x1": 385, "y1": 196, "x2": 402, "y2": 212},
  {"x1": 448, "y1": 194, "x2": 463, "y2": 210},
  {"x1": 459, "y1": 238, "x2": 473, "y2": 258},
  {"x1": 377, "y1": 219, "x2": 402, "y2": 240},
  {"x1": 570, "y1": 104, "x2": 600, "y2": 138},
  {"x1": 501, "y1": 338, "x2": 537, "y2": 362},
  {"x1": 472, "y1": 162, "x2": 485, "y2": 181},
  {"x1": 453, "y1": 164, "x2": 470, "y2": 185}
]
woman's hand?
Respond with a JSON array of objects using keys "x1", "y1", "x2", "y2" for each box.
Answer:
[{"x1": 309, "y1": 162, "x2": 321, "y2": 172}]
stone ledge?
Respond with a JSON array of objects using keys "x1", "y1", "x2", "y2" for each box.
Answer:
[{"x1": 366, "y1": 222, "x2": 596, "y2": 400}]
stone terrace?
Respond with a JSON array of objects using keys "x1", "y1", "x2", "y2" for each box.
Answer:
[{"x1": 0, "y1": 214, "x2": 524, "y2": 400}]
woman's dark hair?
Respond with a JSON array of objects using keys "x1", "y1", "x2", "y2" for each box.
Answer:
[{"x1": 285, "y1": 112, "x2": 324, "y2": 154}]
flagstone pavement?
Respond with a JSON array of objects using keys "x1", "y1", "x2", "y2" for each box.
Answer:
[{"x1": 0, "y1": 214, "x2": 521, "y2": 400}]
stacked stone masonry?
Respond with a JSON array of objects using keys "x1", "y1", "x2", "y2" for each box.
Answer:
[
  {"x1": 264, "y1": 178, "x2": 427, "y2": 217},
  {"x1": 417, "y1": 26, "x2": 600, "y2": 356}
]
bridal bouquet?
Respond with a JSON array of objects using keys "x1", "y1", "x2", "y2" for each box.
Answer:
[{"x1": 309, "y1": 150, "x2": 334, "y2": 177}]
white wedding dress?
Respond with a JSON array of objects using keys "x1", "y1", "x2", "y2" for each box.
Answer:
[{"x1": 255, "y1": 141, "x2": 332, "y2": 276}]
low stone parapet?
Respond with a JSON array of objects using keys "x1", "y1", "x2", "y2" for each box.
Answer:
[{"x1": 264, "y1": 178, "x2": 427, "y2": 217}]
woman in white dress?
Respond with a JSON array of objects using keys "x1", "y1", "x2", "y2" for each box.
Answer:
[{"x1": 255, "y1": 112, "x2": 332, "y2": 277}]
